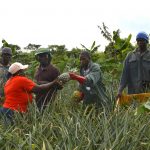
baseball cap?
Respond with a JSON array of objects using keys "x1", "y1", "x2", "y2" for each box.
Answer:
[{"x1": 9, "y1": 62, "x2": 28, "y2": 74}]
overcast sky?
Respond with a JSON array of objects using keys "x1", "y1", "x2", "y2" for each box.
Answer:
[{"x1": 0, "y1": 0, "x2": 150, "y2": 51}]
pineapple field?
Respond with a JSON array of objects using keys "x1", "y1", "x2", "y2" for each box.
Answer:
[{"x1": 1, "y1": 26, "x2": 150, "y2": 149}]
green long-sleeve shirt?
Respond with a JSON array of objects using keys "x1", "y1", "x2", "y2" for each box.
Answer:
[{"x1": 79, "y1": 61, "x2": 108, "y2": 107}]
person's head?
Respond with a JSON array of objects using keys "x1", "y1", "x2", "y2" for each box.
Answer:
[
  {"x1": 8, "y1": 62, "x2": 28, "y2": 76},
  {"x1": 1, "y1": 47, "x2": 12, "y2": 65},
  {"x1": 79, "y1": 51, "x2": 91, "y2": 68},
  {"x1": 136, "y1": 32, "x2": 149, "y2": 50},
  {"x1": 35, "y1": 48, "x2": 52, "y2": 67}
]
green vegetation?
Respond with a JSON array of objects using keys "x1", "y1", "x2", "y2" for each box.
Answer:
[
  {"x1": 1, "y1": 25, "x2": 150, "y2": 149},
  {"x1": 1, "y1": 83, "x2": 150, "y2": 149}
]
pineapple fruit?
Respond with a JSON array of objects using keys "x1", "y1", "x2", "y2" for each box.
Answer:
[
  {"x1": 58, "y1": 72, "x2": 70, "y2": 83},
  {"x1": 72, "y1": 90, "x2": 83, "y2": 102}
]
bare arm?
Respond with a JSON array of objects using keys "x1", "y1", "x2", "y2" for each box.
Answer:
[
  {"x1": 36, "y1": 81, "x2": 50, "y2": 85},
  {"x1": 31, "y1": 79, "x2": 62, "y2": 93}
]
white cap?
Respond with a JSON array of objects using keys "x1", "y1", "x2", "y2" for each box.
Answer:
[{"x1": 9, "y1": 62, "x2": 28, "y2": 74}]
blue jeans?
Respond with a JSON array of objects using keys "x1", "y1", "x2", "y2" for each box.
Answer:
[{"x1": 0, "y1": 107, "x2": 14, "y2": 125}]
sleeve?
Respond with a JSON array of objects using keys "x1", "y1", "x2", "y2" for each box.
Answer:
[
  {"x1": 85, "y1": 64, "x2": 101, "y2": 85},
  {"x1": 22, "y1": 77, "x2": 36, "y2": 92},
  {"x1": 118, "y1": 55, "x2": 130, "y2": 94}
]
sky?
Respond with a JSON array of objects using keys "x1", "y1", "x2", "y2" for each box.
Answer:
[{"x1": 0, "y1": 0, "x2": 150, "y2": 51}]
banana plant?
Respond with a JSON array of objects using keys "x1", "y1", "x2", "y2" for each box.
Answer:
[
  {"x1": 98, "y1": 23, "x2": 134, "y2": 62},
  {"x1": 1, "y1": 39, "x2": 21, "y2": 54},
  {"x1": 81, "y1": 41, "x2": 101, "y2": 53}
]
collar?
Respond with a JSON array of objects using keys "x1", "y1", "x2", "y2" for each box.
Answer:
[
  {"x1": 0, "y1": 63, "x2": 11, "y2": 68},
  {"x1": 133, "y1": 48, "x2": 150, "y2": 56},
  {"x1": 39, "y1": 64, "x2": 51, "y2": 71},
  {"x1": 81, "y1": 61, "x2": 93, "y2": 71}
]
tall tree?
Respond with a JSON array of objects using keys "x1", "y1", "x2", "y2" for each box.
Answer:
[{"x1": 24, "y1": 43, "x2": 41, "y2": 50}]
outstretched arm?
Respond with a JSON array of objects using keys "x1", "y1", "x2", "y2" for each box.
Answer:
[
  {"x1": 31, "y1": 79, "x2": 62, "y2": 93},
  {"x1": 58, "y1": 72, "x2": 86, "y2": 84},
  {"x1": 69, "y1": 72, "x2": 86, "y2": 84}
]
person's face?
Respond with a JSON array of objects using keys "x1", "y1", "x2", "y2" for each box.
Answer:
[
  {"x1": 2, "y1": 53, "x2": 12, "y2": 64},
  {"x1": 79, "y1": 55, "x2": 90, "y2": 68},
  {"x1": 137, "y1": 38, "x2": 147, "y2": 49},
  {"x1": 13, "y1": 69, "x2": 25, "y2": 76},
  {"x1": 18, "y1": 69, "x2": 25, "y2": 76},
  {"x1": 37, "y1": 53, "x2": 50, "y2": 66}
]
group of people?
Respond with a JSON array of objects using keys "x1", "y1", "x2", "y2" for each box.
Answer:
[
  {"x1": 0, "y1": 31, "x2": 150, "y2": 124},
  {"x1": 0, "y1": 47, "x2": 63, "y2": 123}
]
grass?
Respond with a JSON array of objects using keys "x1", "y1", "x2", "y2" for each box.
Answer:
[{"x1": 0, "y1": 81, "x2": 150, "y2": 149}]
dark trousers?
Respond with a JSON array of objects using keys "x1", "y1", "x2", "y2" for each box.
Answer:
[{"x1": 0, "y1": 107, "x2": 14, "y2": 125}]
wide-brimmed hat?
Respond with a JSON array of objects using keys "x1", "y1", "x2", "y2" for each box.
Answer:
[{"x1": 9, "y1": 62, "x2": 28, "y2": 74}]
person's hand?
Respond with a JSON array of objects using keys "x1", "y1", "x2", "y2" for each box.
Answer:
[
  {"x1": 69, "y1": 72, "x2": 77, "y2": 79},
  {"x1": 51, "y1": 79, "x2": 60, "y2": 85},
  {"x1": 116, "y1": 93, "x2": 122, "y2": 100},
  {"x1": 56, "y1": 80, "x2": 64, "y2": 90},
  {"x1": 51, "y1": 79, "x2": 63, "y2": 89},
  {"x1": 54, "y1": 79, "x2": 62, "y2": 85},
  {"x1": 114, "y1": 93, "x2": 122, "y2": 112}
]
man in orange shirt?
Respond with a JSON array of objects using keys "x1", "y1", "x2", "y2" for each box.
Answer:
[{"x1": 0, "y1": 62, "x2": 62, "y2": 124}]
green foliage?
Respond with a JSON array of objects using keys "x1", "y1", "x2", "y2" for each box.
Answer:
[
  {"x1": 98, "y1": 23, "x2": 135, "y2": 62},
  {"x1": 48, "y1": 45, "x2": 67, "y2": 55},
  {"x1": 1, "y1": 82, "x2": 150, "y2": 149},
  {"x1": 13, "y1": 51, "x2": 38, "y2": 79},
  {"x1": 24, "y1": 43, "x2": 41, "y2": 50},
  {"x1": 48, "y1": 45, "x2": 82, "y2": 72},
  {"x1": 97, "y1": 23, "x2": 135, "y2": 81},
  {"x1": 135, "y1": 101, "x2": 150, "y2": 115},
  {"x1": 67, "y1": 48, "x2": 81, "y2": 59},
  {"x1": 1, "y1": 39, "x2": 21, "y2": 54},
  {"x1": 2, "y1": 26, "x2": 149, "y2": 149},
  {"x1": 81, "y1": 41, "x2": 101, "y2": 53},
  {"x1": 98, "y1": 23, "x2": 112, "y2": 42}
]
